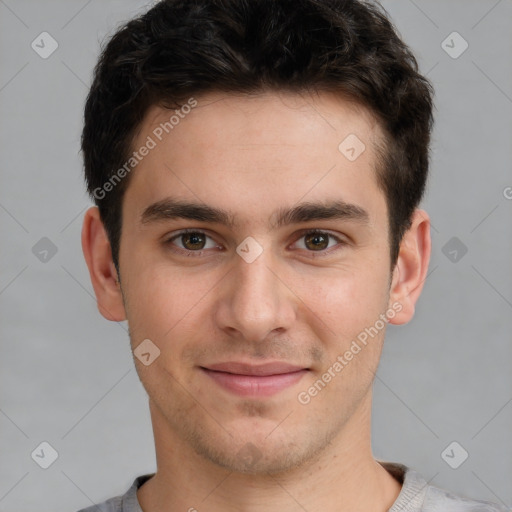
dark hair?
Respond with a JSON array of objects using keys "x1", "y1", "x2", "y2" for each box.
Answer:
[{"x1": 82, "y1": 0, "x2": 434, "y2": 274}]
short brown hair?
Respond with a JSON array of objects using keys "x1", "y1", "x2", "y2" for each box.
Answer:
[{"x1": 81, "y1": 0, "x2": 435, "y2": 273}]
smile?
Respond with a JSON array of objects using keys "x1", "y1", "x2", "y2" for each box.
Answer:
[{"x1": 200, "y1": 362, "x2": 309, "y2": 397}]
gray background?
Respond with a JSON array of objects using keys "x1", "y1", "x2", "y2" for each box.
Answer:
[{"x1": 1, "y1": 0, "x2": 511, "y2": 510}]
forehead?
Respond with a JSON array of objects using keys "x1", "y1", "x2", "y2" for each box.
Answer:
[
  {"x1": 143, "y1": 90, "x2": 381, "y2": 150},
  {"x1": 124, "y1": 90, "x2": 387, "y2": 229}
]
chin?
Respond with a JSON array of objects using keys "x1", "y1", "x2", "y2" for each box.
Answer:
[{"x1": 186, "y1": 422, "x2": 334, "y2": 476}]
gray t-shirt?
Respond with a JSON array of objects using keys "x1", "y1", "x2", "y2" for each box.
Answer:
[{"x1": 77, "y1": 462, "x2": 509, "y2": 512}]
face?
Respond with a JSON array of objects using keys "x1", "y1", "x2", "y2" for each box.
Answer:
[{"x1": 107, "y1": 91, "x2": 409, "y2": 474}]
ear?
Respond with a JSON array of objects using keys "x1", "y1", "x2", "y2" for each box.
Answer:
[
  {"x1": 387, "y1": 209, "x2": 431, "y2": 325},
  {"x1": 81, "y1": 206, "x2": 127, "y2": 322}
]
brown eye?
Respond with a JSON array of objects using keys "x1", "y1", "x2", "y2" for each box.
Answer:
[
  {"x1": 293, "y1": 229, "x2": 346, "y2": 256},
  {"x1": 180, "y1": 232, "x2": 206, "y2": 250},
  {"x1": 304, "y1": 231, "x2": 329, "y2": 251},
  {"x1": 166, "y1": 230, "x2": 219, "y2": 254}
]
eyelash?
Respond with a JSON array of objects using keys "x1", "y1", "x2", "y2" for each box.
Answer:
[{"x1": 164, "y1": 228, "x2": 347, "y2": 258}]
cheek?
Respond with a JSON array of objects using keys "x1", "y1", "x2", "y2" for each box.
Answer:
[
  {"x1": 124, "y1": 262, "x2": 218, "y2": 344},
  {"x1": 301, "y1": 277, "x2": 388, "y2": 400},
  {"x1": 292, "y1": 264, "x2": 390, "y2": 337}
]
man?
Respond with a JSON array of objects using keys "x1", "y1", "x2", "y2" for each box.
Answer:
[{"x1": 78, "y1": 0, "x2": 507, "y2": 511}]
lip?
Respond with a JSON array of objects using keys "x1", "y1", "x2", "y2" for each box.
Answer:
[
  {"x1": 200, "y1": 362, "x2": 309, "y2": 397},
  {"x1": 204, "y1": 361, "x2": 306, "y2": 376}
]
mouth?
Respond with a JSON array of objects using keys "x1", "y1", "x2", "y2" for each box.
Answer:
[{"x1": 199, "y1": 362, "x2": 310, "y2": 397}]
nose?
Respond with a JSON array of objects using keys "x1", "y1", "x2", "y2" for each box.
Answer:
[{"x1": 214, "y1": 245, "x2": 296, "y2": 344}]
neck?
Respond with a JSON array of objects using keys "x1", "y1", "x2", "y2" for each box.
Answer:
[{"x1": 138, "y1": 392, "x2": 402, "y2": 512}]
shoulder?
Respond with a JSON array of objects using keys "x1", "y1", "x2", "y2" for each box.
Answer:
[
  {"x1": 381, "y1": 461, "x2": 509, "y2": 512},
  {"x1": 77, "y1": 495, "x2": 123, "y2": 512},
  {"x1": 75, "y1": 474, "x2": 154, "y2": 512},
  {"x1": 423, "y1": 484, "x2": 509, "y2": 512}
]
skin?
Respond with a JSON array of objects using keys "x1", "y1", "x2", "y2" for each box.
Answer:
[{"x1": 82, "y1": 90, "x2": 431, "y2": 512}]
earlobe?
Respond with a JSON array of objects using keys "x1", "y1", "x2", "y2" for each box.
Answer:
[
  {"x1": 387, "y1": 209, "x2": 431, "y2": 325},
  {"x1": 81, "y1": 206, "x2": 127, "y2": 322}
]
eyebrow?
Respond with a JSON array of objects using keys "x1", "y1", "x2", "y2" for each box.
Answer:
[{"x1": 140, "y1": 197, "x2": 370, "y2": 230}]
